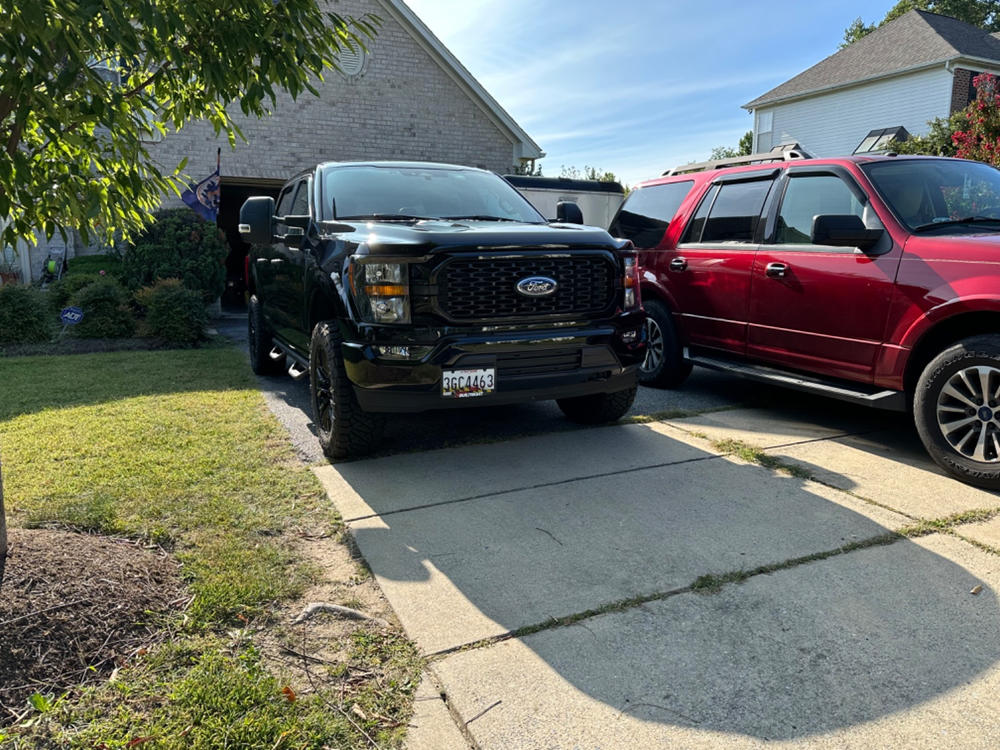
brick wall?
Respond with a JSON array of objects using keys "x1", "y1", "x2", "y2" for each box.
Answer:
[
  {"x1": 152, "y1": 0, "x2": 518, "y2": 194},
  {"x1": 950, "y1": 68, "x2": 979, "y2": 114}
]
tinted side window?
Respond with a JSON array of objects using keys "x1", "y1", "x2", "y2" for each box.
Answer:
[
  {"x1": 776, "y1": 175, "x2": 864, "y2": 244},
  {"x1": 290, "y1": 179, "x2": 310, "y2": 217},
  {"x1": 274, "y1": 184, "x2": 297, "y2": 236},
  {"x1": 701, "y1": 180, "x2": 773, "y2": 243},
  {"x1": 609, "y1": 181, "x2": 694, "y2": 247},
  {"x1": 681, "y1": 184, "x2": 719, "y2": 243}
]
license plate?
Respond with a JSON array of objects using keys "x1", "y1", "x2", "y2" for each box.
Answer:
[{"x1": 442, "y1": 368, "x2": 495, "y2": 398}]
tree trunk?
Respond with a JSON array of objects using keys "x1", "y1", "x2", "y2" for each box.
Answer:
[{"x1": 0, "y1": 454, "x2": 6, "y2": 588}]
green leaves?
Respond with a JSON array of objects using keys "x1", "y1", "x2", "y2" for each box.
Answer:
[{"x1": 0, "y1": 0, "x2": 379, "y2": 249}]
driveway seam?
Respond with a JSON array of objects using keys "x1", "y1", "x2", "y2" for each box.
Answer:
[{"x1": 424, "y1": 531, "x2": 906, "y2": 661}]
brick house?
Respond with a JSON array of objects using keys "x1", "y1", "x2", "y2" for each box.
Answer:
[
  {"x1": 10, "y1": 0, "x2": 542, "y2": 286},
  {"x1": 744, "y1": 10, "x2": 1000, "y2": 158}
]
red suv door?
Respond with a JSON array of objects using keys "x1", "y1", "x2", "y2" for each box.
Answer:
[
  {"x1": 748, "y1": 167, "x2": 902, "y2": 382},
  {"x1": 669, "y1": 171, "x2": 777, "y2": 354}
]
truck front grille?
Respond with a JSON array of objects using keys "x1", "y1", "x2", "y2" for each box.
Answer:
[{"x1": 436, "y1": 255, "x2": 616, "y2": 321}]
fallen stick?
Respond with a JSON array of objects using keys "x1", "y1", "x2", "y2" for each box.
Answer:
[{"x1": 292, "y1": 602, "x2": 389, "y2": 628}]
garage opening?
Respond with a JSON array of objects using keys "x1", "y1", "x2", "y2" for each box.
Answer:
[{"x1": 217, "y1": 178, "x2": 283, "y2": 311}]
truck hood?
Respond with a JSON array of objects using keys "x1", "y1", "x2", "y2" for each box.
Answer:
[{"x1": 321, "y1": 219, "x2": 630, "y2": 256}]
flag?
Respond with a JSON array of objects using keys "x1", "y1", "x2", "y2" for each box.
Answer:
[{"x1": 181, "y1": 152, "x2": 221, "y2": 222}]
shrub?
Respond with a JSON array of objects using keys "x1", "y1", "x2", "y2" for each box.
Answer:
[
  {"x1": 122, "y1": 210, "x2": 227, "y2": 302},
  {"x1": 49, "y1": 272, "x2": 103, "y2": 310},
  {"x1": 66, "y1": 253, "x2": 123, "y2": 279},
  {"x1": 135, "y1": 278, "x2": 208, "y2": 345},
  {"x1": 0, "y1": 284, "x2": 54, "y2": 345},
  {"x1": 70, "y1": 279, "x2": 135, "y2": 339}
]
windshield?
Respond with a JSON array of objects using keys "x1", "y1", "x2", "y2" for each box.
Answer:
[
  {"x1": 862, "y1": 159, "x2": 1000, "y2": 233},
  {"x1": 321, "y1": 165, "x2": 545, "y2": 223}
]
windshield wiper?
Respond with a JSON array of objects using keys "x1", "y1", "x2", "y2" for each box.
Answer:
[
  {"x1": 337, "y1": 214, "x2": 433, "y2": 222},
  {"x1": 912, "y1": 216, "x2": 1000, "y2": 232},
  {"x1": 441, "y1": 214, "x2": 522, "y2": 222}
]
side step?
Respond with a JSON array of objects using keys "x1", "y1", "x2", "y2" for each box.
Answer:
[
  {"x1": 269, "y1": 340, "x2": 310, "y2": 381},
  {"x1": 685, "y1": 349, "x2": 907, "y2": 412}
]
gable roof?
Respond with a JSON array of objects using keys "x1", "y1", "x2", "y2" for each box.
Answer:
[
  {"x1": 377, "y1": 0, "x2": 544, "y2": 161},
  {"x1": 744, "y1": 10, "x2": 1000, "y2": 110}
]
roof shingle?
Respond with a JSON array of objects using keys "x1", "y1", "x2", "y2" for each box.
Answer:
[{"x1": 744, "y1": 10, "x2": 1000, "y2": 109}]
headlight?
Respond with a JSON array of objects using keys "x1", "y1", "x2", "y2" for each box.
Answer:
[
  {"x1": 349, "y1": 261, "x2": 411, "y2": 324},
  {"x1": 623, "y1": 255, "x2": 641, "y2": 310}
]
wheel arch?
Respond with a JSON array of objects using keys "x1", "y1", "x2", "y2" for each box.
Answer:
[{"x1": 904, "y1": 311, "x2": 1000, "y2": 394}]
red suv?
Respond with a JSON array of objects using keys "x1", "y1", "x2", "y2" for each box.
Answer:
[{"x1": 610, "y1": 153, "x2": 1000, "y2": 488}]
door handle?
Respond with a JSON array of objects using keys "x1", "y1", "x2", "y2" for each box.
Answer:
[
  {"x1": 669, "y1": 257, "x2": 688, "y2": 272},
  {"x1": 765, "y1": 262, "x2": 787, "y2": 278}
]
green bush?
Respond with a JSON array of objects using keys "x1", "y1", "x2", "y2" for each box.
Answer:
[
  {"x1": 70, "y1": 279, "x2": 135, "y2": 339},
  {"x1": 135, "y1": 278, "x2": 208, "y2": 345},
  {"x1": 49, "y1": 272, "x2": 103, "y2": 310},
  {"x1": 0, "y1": 284, "x2": 54, "y2": 345},
  {"x1": 122, "y1": 210, "x2": 227, "y2": 302},
  {"x1": 66, "y1": 253, "x2": 123, "y2": 279}
]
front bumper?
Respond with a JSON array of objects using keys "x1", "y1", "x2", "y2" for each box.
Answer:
[{"x1": 341, "y1": 315, "x2": 646, "y2": 413}]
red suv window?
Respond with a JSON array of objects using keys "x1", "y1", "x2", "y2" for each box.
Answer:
[{"x1": 610, "y1": 180, "x2": 694, "y2": 248}]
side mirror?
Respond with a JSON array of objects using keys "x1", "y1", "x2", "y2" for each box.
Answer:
[
  {"x1": 556, "y1": 201, "x2": 584, "y2": 225},
  {"x1": 239, "y1": 196, "x2": 275, "y2": 245},
  {"x1": 811, "y1": 214, "x2": 884, "y2": 252}
]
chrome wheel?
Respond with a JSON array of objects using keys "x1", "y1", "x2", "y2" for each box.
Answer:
[
  {"x1": 936, "y1": 365, "x2": 1000, "y2": 463},
  {"x1": 642, "y1": 316, "x2": 664, "y2": 374}
]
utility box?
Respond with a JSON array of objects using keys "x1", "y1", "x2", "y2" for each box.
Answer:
[{"x1": 504, "y1": 175, "x2": 626, "y2": 230}]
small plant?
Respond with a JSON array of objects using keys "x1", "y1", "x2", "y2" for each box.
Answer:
[
  {"x1": 0, "y1": 283, "x2": 54, "y2": 345},
  {"x1": 135, "y1": 278, "x2": 208, "y2": 345},
  {"x1": 70, "y1": 278, "x2": 135, "y2": 339},
  {"x1": 122, "y1": 210, "x2": 227, "y2": 302}
]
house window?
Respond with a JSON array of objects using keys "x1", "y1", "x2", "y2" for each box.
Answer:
[
  {"x1": 854, "y1": 126, "x2": 909, "y2": 154},
  {"x1": 756, "y1": 111, "x2": 773, "y2": 153}
]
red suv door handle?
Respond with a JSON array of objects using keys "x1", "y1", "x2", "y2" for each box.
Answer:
[
  {"x1": 669, "y1": 257, "x2": 688, "y2": 272},
  {"x1": 765, "y1": 262, "x2": 788, "y2": 278}
]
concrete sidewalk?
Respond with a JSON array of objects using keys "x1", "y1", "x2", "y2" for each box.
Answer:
[{"x1": 313, "y1": 409, "x2": 1000, "y2": 749}]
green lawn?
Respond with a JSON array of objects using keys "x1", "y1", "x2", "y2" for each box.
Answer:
[{"x1": 0, "y1": 347, "x2": 420, "y2": 748}]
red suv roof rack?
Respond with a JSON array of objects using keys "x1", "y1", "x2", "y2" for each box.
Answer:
[{"x1": 666, "y1": 142, "x2": 814, "y2": 176}]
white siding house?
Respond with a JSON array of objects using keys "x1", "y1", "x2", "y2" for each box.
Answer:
[{"x1": 745, "y1": 10, "x2": 1000, "y2": 158}]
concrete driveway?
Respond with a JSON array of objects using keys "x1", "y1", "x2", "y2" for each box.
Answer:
[{"x1": 219, "y1": 317, "x2": 1000, "y2": 748}]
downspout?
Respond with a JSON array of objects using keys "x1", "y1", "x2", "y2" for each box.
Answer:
[{"x1": 18, "y1": 238, "x2": 31, "y2": 283}]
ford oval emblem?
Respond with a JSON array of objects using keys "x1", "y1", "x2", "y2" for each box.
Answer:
[{"x1": 516, "y1": 276, "x2": 558, "y2": 297}]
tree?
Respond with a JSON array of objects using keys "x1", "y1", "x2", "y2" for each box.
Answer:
[
  {"x1": 709, "y1": 129, "x2": 753, "y2": 160},
  {"x1": 560, "y1": 165, "x2": 622, "y2": 183},
  {"x1": 0, "y1": 0, "x2": 378, "y2": 250},
  {"x1": 842, "y1": 1, "x2": 1000, "y2": 48},
  {"x1": 951, "y1": 73, "x2": 1000, "y2": 164}
]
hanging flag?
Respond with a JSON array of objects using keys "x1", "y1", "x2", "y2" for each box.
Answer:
[{"x1": 180, "y1": 150, "x2": 221, "y2": 222}]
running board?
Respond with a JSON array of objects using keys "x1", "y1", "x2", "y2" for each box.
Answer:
[
  {"x1": 685, "y1": 349, "x2": 907, "y2": 412},
  {"x1": 269, "y1": 340, "x2": 310, "y2": 380}
]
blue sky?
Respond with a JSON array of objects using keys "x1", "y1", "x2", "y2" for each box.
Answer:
[{"x1": 406, "y1": 0, "x2": 899, "y2": 186}]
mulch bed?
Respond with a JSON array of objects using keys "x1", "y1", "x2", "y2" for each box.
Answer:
[{"x1": 0, "y1": 529, "x2": 186, "y2": 724}]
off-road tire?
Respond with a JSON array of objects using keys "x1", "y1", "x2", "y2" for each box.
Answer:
[
  {"x1": 248, "y1": 295, "x2": 284, "y2": 375},
  {"x1": 310, "y1": 322, "x2": 385, "y2": 460},
  {"x1": 914, "y1": 334, "x2": 1000, "y2": 489},
  {"x1": 639, "y1": 298, "x2": 691, "y2": 388},
  {"x1": 557, "y1": 385, "x2": 638, "y2": 424}
]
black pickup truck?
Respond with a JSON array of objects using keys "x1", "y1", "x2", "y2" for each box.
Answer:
[{"x1": 239, "y1": 161, "x2": 646, "y2": 458}]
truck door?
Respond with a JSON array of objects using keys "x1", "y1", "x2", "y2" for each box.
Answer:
[
  {"x1": 748, "y1": 168, "x2": 901, "y2": 382},
  {"x1": 272, "y1": 177, "x2": 311, "y2": 350},
  {"x1": 254, "y1": 183, "x2": 296, "y2": 334},
  {"x1": 669, "y1": 172, "x2": 777, "y2": 354}
]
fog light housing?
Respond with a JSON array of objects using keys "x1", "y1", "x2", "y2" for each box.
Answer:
[{"x1": 621, "y1": 329, "x2": 638, "y2": 344}]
